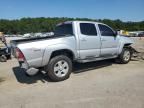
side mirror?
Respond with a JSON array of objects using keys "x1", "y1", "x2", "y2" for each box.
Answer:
[{"x1": 114, "y1": 31, "x2": 118, "y2": 37}]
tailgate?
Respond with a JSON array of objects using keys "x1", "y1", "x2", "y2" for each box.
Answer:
[{"x1": 10, "y1": 40, "x2": 18, "y2": 57}]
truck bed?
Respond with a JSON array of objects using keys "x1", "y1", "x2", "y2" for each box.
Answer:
[
  {"x1": 10, "y1": 36, "x2": 53, "y2": 45},
  {"x1": 10, "y1": 35, "x2": 71, "y2": 57}
]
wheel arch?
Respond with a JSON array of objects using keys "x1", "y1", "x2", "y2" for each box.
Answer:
[
  {"x1": 118, "y1": 43, "x2": 133, "y2": 55},
  {"x1": 50, "y1": 49, "x2": 75, "y2": 61}
]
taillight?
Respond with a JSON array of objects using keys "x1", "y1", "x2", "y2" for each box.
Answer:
[{"x1": 16, "y1": 48, "x2": 25, "y2": 61}]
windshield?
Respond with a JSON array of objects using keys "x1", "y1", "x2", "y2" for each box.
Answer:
[{"x1": 54, "y1": 24, "x2": 73, "y2": 36}]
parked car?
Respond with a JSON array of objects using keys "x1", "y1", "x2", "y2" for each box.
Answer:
[
  {"x1": 138, "y1": 32, "x2": 144, "y2": 37},
  {"x1": 129, "y1": 31, "x2": 144, "y2": 37},
  {"x1": 11, "y1": 21, "x2": 134, "y2": 81}
]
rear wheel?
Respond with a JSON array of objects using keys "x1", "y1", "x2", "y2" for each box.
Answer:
[
  {"x1": 116, "y1": 48, "x2": 131, "y2": 64},
  {"x1": 46, "y1": 55, "x2": 72, "y2": 82}
]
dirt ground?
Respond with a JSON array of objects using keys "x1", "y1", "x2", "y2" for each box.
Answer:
[{"x1": 0, "y1": 37, "x2": 144, "y2": 108}]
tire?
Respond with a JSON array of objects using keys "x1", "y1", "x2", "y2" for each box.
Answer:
[
  {"x1": 116, "y1": 48, "x2": 132, "y2": 64},
  {"x1": 0, "y1": 55, "x2": 7, "y2": 62},
  {"x1": 46, "y1": 55, "x2": 72, "y2": 82},
  {"x1": 6, "y1": 54, "x2": 11, "y2": 60}
]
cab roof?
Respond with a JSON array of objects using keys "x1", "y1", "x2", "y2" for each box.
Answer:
[{"x1": 65, "y1": 20, "x2": 104, "y2": 24}]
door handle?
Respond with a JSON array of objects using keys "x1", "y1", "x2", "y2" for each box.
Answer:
[
  {"x1": 101, "y1": 39, "x2": 106, "y2": 41},
  {"x1": 81, "y1": 38, "x2": 87, "y2": 41},
  {"x1": 33, "y1": 48, "x2": 41, "y2": 51}
]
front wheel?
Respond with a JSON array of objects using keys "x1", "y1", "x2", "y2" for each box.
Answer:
[
  {"x1": 116, "y1": 48, "x2": 132, "y2": 64},
  {"x1": 46, "y1": 55, "x2": 72, "y2": 82}
]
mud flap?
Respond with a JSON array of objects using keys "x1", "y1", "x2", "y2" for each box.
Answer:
[{"x1": 26, "y1": 68, "x2": 39, "y2": 76}]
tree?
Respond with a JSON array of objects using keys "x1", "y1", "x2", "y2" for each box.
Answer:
[{"x1": 0, "y1": 17, "x2": 144, "y2": 34}]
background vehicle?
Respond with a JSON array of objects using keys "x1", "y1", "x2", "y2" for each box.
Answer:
[
  {"x1": 129, "y1": 31, "x2": 144, "y2": 37},
  {"x1": 11, "y1": 21, "x2": 134, "y2": 81},
  {"x1": 0, "y1": 47, "x2": 11, "y2": 62},
  {"x1": 0, "y1": 32, "x2": 11, "y2": 62},
  {"x1": 138, "y1": 32, "x2": 144, "y2": 37}
]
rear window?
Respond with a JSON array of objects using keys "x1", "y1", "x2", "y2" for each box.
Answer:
[{"x1": 54, "y1": 24, "x2": 73, "y2": 35}]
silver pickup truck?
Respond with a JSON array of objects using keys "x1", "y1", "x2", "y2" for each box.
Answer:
[{"x1": 11, "y1": 21, "x2": 134, "y2": 81}]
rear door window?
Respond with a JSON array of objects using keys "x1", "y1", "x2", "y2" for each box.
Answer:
[
  {"x1": 80, "y1": 23, "x2": 97, "y2": 36},
  {"x1": 54, "y1": 24, "x2": 73, "y2": 35}
]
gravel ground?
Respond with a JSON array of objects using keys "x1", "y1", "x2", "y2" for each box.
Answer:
[{"x1": 0, "y1": 37, "x2": 144, "y2": 108}]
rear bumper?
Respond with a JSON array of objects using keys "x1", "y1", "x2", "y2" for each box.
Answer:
[
  {"x1": 19, "y1": 61, "x2": 29, "y2": 70},
  {"x1": 19, "y1": 61, "x2": 39, "y2": 76}
]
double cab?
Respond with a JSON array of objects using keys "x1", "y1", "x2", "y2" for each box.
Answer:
[{"x1": 11, "y1": 21, "x2": 134, "y2": 81}]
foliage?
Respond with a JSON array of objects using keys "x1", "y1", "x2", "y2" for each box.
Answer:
[{"x1": 0, "y1": 17, "x2": 144, "y2": 34}]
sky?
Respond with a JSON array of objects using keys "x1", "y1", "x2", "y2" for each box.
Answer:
[{"x1": 0, "y1": 0, "x2": 144, "y2": 22}]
